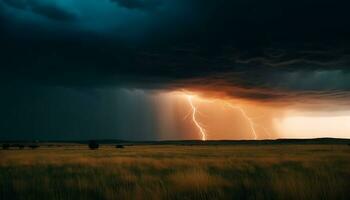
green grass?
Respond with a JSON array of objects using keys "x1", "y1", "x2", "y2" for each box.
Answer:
[{"x1": 0, "y1": 144, "x2": 349, "y2": 200}]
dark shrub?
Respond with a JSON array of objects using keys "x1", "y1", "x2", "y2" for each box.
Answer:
[
  {"x1": 116, "y1": 144, "x2": 124, "y2": 149},
  {"x1": 2, "y1": 144, "x2": 10, "y2": 150},
  {"x1": 18, "y1": 144, "x2": 25, "y2": 149},
  {"x1": 89, "y1": 140, "x2": 99, "y2": 150},
  {"x1": 28, "y1": 144, "x2": 39, "y2": 149}
]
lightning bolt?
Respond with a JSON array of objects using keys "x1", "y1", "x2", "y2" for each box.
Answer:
[
  {"x1": 187, "y1": 95, "x2": 207, "y2": 141},
  {"x1": 183, "y1": 92, "x2": 266, "y2": 141},
  {"x1": 225, "y1": 103, "x2": 258, "y2": 140}
]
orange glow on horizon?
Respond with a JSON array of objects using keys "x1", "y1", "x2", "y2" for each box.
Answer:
[
  {"x1": 155, "y1": 90, "x2": 350, "y2": 140},
  {"x1": 275, "y1": 114, "x2": 350, "y2": 139}
]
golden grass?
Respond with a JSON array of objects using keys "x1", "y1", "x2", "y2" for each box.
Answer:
[
  {"x1": 168, "y1": 168, "x2": 230, "y2": 191},
  {"x1": 0, "y1": 144, "x2": 349, "y2": 199}
]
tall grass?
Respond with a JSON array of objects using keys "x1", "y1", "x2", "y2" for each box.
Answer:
[{"x1": 0, "y1": 145, "x2": 349, "y2": 200}]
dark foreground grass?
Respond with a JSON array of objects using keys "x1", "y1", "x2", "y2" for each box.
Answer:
[{"x1": 0, "y1": 144, "x2": 349, "y2": 200}]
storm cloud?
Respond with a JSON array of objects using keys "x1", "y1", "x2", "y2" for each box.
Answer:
[
  {"x1": 2, "y1": 0, "x2": 77, "y2": 21},
  {"x1": 110, "y1": 0, "x2": 163, "y2": 10},
  {"x1": 1, "y1": 0, "x2": 350, "y2": 102},
  {"x1": 1, "y1": 0, "x2": 350, "y2": 140}
]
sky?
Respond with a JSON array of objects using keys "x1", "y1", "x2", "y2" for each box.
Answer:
[{"x1": 1, "y1": 0, "x2": 350, "y2": 140}]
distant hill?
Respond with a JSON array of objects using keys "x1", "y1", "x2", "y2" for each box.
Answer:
[{"x1": 1, "y1": 138, "x2": 349, "y2": 145}]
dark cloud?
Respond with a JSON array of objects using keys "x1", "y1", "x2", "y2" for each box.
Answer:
[
  {"x1": 1, "y1": 0, "x2": 350, "y2": 103},
  {"x1": 30, "y1": 3, "x2": 77, "y2": 21},
  {"x1": 2, "y1": 0, "x2": 28, "y2": 9},
  {"x1": 111, "y1": 0, "x2": 163, "y2": 10},
  {"x1": 1, "y1": 0, "x2": 77, "y2": 21}
]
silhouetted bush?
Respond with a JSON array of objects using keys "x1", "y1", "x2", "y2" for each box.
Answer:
[
  {"x1": 116, "y1": 144, "x2": 124, "y2": 149},
  {"x1": 89, "y1": 140, "x2": 99, "y2": 150},
  {"x1": 28, "y1": 144, "x2": 39, "y2": 149},
  {"x1": 18, "y1": 144, "x2": 25, "y2": 149},
  {"x1": 2, "y1": 144, "x2": 10, "y2": 150}
]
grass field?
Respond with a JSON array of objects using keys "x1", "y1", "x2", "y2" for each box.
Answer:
[{"x1": 0, "y1": 144, "x2": 349, "y2": 200}]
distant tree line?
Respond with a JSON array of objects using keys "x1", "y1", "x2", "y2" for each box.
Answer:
[
  {"x1": 1, "y1": 143, "x2": 39, "y2": 150},
  {"x1": 1, "y1": 141, "x2": 126, "y2": 150}
]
